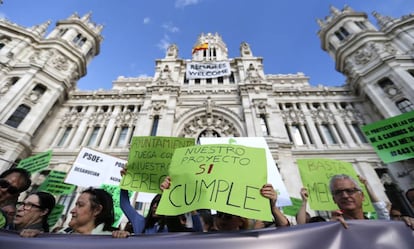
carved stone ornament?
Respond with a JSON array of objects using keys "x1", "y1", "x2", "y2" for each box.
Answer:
[
  {"x1": 354, "y1": 46, "x2": 373, "y2": 65},
  {"x1": 50, "y1": 55, "x2": 69, "y2": 71},
  {"x1": 180, "y1": 114, "x2": 240, "y2": 138}
]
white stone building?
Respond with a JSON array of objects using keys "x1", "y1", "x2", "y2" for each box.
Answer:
[{"x1": 0, "y1": 6, "x2": 413, "y2": 220}]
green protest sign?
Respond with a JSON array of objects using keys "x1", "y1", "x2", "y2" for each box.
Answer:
[
  {"x1": 47, "y1": 204, "x2": 64, "y2": 228},
  {"x1": 297, "y1": 158, "x2": 374, "y2": 212},
  {"x1": 17, "y1": 150, "x2": 52, "y2": 174},
  {"x1": 362, "y1": 110, "x2": 414, "y2": 163},
  {"x1": 156, "y1": 144, "x2": 273, "y2": 222},
  {"x1": 120, "y1": 136, "x2": 195, "y2": 194},
  {"x1": 38, "y1": 171, "x2": 76, "y2": 195},
  {"x1": 282, "y1": 197, "x2": 302, "y2": 217}
]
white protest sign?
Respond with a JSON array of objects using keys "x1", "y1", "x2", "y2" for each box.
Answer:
[
  {"x1": 65, "y1": 147, "x2": 126, "y2": 187},
  {"x1": 199, "y1": 137, "x2": 292, "y2": 207}
]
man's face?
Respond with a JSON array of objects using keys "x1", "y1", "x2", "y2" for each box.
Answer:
[
  {"x1": 0, "y1": 173, "x2": 24, "y2": 204},
  {"x1": 332, "y1": 178, "x2": 364, "y2": 212}
]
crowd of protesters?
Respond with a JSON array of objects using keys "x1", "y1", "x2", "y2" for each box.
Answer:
[{"x1": 0, "y1": 165, "x2": 413, "y2": 238}]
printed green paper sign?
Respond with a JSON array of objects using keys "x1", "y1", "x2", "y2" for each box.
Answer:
[
  {"x1": 37, "y1": 171, "x2": 76, "y2": 195},
  {"x1": 297, "y1": 158, "x2": 374, "y2": 212},
  {"x1": 120, "y1": 136, "x2": 195, "y2": 194},
  {"x1": 17, "y1": 150, "x2": 52, "y2": 174},
  {"x1": 362, "y1": 110, "x2": 414, "y2": 163},
  {"x1": 47, "y1": 204, "x2": 64, "y2": 228},
  {"x1": 156, "y1": 144, "x2": 273, "y2": 222}
]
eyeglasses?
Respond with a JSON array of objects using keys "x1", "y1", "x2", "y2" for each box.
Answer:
[
  {"x1": 0, "y1": 179, "x2": 19, "y2": 195},
  {"x1": 332, "y1": 188, "x2": 361, "y2": 196},
  {"x1": 16, "y1": 202, "x2": 42, "y2": 210}
]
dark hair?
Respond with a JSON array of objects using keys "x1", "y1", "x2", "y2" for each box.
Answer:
[
  {"x1": 143, "y1": 194, "x2": 165, "y2": 233},
  {"x1": 199, "y1": 209, "x2": 216, "y2": 232},
  {"x1": 308, "y1": 216, "x2": 326, "y2": 223},
  {"x1": 405, "y1": 188, "x2": 414, "y2": 201},
  {"x1": 0, "y1": 168, "x2": 31, "y2": 193},
  {"x1": 164, "y1": 215, "x2": 193, "y2": 232},
  {"x1": 33, "y1": 191, "x2": 56, "y2": 232},
  {"x1": 82, "y1": 188, "x2": 115, "y2": 231}
]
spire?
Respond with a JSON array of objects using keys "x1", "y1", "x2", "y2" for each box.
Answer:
[
  {"x1": 343, "y1": 5, "x2": 354, "y2": 12},
  {"x1": 28, "y1": 20, "x2": 51, "y2": 36},
  {"x1": 316, "y1": 18, "x2": 325, "y2": 28},
  {"x1": 81, "y1": 12, "x2": 92, "y2": 22},
  {"x1": 329, "y1": 5, "x2": 341, "y2": 16},
  {"x1": 372, "y1": 11, "x2": 395, "y2": 29},
  {"x1": 68, "y1": 12, "x2": 79, "y2": 20}
]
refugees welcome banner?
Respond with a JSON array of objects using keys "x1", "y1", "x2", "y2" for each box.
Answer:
[
  {"x1": 186, "y1": 61, "x2": 231, "y2": 79},
  {"x1": 1, "y1": 221, "x2": 412, "y2": 249}
]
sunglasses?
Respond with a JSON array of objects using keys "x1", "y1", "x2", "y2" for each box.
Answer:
[
  {"x1": 0, "y1": 179, "x2": 20, "y2": 195},
  {"x1": 332, "y1": 188, "x2": 361, "y2": 197}
]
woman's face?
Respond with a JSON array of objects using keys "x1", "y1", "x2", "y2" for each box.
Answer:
[
  {"x1": 69, "y1": 193, "x2": 100, "y2": 232},
  {"x1": 13, "y1": 194, "x2": 47, "y2": 230}
]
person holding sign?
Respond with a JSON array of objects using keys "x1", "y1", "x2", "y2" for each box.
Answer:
[
  {"x1": 58, "y1": 188, "x2": 115, "y2": 235},
  {"x1": 329, "y1": 174, "x2": 414, "y2": 229},
  {"x1": 160, "y1": 178, "x2": 289, "y2": 231},
  {"x1": 295, "y1": 188, "x2": 326, "y2": 225},
  {"x1": 7, "y1": 191, "x2": 55, "y2": 237},
  {"x1": 113, "y1": 168, "x2": 202, "y2": 238}
]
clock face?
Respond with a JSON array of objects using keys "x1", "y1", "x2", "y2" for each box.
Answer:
[
  {"x1": 388, "y1": 87, "x2": 397, "y2": 96},
  {"x1": 30, "y1": 93, "x2": 39, "y2": 101}
]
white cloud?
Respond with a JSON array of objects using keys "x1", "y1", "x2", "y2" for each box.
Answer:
[
  {"x1": 162, "y1": 22, "x2": 180, "y2": 33},
  {"x1": 143, "y1": 17, "x2": 150, "y2": 24},
  {"x1": 175, "y1": 0, "x2": 201, "y2": 8},
  {"x1": 157, "y1": 34, "x2": 171, "y2": 51}
]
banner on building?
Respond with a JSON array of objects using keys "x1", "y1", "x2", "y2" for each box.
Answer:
[
  {"x1": 186, "y1": 61, "x2": 231, "y2": 79},
  {"x1": 362, "y1": 110, "x2": 414, "y2": 163},
  {"x1": 17, "y1": 150, "x2": 52, "y2": 174},
  {"x1": 65, "y1": 147, "x2": 126, "y2": 187},
  {"x1": 200, "y1": 137, "x2": 292, "y2": 207},
  {"x1": 120, "y1": 136, "x2": 195, "y2": 194},
  {"x1": 1, "y1": 221, "x2": 413, "y2": 249},
  {"x1": 156, "y1": 144, "x2": 272, "y2": 222},
  {"x1": 297, "y1": 158, "x2": 374, "y2": 212}
]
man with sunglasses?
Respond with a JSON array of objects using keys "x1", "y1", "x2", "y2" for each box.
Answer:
[
  {"x1": 329, "y1": 174, "x2": 414, "y2": 230},
  {"x1": 0, "y1": 168, "x2": 31, "y2": 206}
]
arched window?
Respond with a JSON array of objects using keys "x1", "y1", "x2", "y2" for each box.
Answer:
[
  {"x1": 72, "y1": 34, "x2": 82, "y2": 44},
  {"x1": 259, "y1": 114, "x2": 270, "y2": 136},
  {"x1": 57, "y1": 126, "x2": 72, "y2": 147},
  {"x1": 87, "y1": 127, "x2": 100, "y2": 146},
  {"x1": 115, "y1": 126, "x2": 128, "y2": 146},
  {"x1": 33, "y1": 84, "x2": 47, "y2": 96},
  {"x1": 58, "y1": 28, "x2": 68, "y2": 37},
  {"x1": 5, "y1": 104, "x2": 31, "y2": 128},
  {"x1": 150, "y1": 115, "x2": 159, "y2": 136}
]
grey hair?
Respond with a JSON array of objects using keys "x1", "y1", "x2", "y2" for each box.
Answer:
[{"x1": 329, "y1": 174, "x2": 361, "y2": 193}]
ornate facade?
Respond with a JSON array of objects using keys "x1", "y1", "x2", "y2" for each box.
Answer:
[{"x1": 0, "y1": 6, "x2": 413, "y2": 219}]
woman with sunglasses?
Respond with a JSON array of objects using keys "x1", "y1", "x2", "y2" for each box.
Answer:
[
  {"x1": 0, "y1": 168, "x2": 31, "y2": 206},
  {"x1": 8, "y1": 191, "x2": 55, "y2": 237}
]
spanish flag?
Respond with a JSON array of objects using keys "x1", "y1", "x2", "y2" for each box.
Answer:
[{"x1": 192, "y1": 43, "x2": 208, "y2": 54}]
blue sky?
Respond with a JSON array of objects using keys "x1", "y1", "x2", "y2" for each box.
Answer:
[{"x1": 1, "y1": 0, "x2": 414, "y2": 90}]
